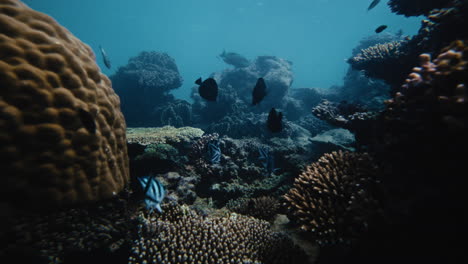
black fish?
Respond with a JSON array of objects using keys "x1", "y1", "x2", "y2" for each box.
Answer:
[
  {"x1": 99, "y1": 45, "x2": 111, "y2": 69},
  {"x1": 267, "y1": 108, "x2": 282, "y2": 133},
  {"x1": 195, "y1": 77, "x2": 218, "y2": 101},
  {"x1": 219, "y1": 50, "x2": 250, "y2": 68},
  {"x1": 367, "y1": 0, "x2": 381, "y2": 11},
  {"x1": 252, "y1": 77, "x2": 267, "y2": 105},
  {"x1": 78, "y1": 108, "x2": 96, "y2": 133},
  {"x1": 375, "y1": 25, "x2": 388, "y2": 33}
]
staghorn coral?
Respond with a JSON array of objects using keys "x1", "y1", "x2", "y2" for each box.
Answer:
[
  {"x1": 388, "y1": 0, "x2": 453, "y2": 17},
  {"x1": 284, "y1": 151, "x2": 382, "y2": 245},
  {"x1": 0, "y1": 0, "x2": 129, "y2": 210},
  {"x1": 126, "y1": 126, "x2": 204, "y2": 146},
  {"x1": 129, "y1": 204, "x2": 307, "y2": 264}
]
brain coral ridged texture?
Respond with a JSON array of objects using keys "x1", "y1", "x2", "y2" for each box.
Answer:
[{"x1": 0, "y1": 0, "x2": 129, "y2": 209}]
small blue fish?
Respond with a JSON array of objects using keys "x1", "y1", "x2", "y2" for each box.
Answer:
[
  {"x1": 258, "y1": 146, "x2": 277, "y2": 174},
  {"x1": 207, "y1": 140, "x2": 221, "y2": 164},
  {"x1": 137, "y1": 175, "x2": 165, "y2": 213},
  {"x1": 99, "y1": 45, "x2": 111, "y2": 69}
]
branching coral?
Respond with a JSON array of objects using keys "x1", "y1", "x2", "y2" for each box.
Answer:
[
  {"x1": 226, "y1": 196, "x2": 280, "y2": 222},
  {"x1": 386, "y1": 40, "x2": 468, "y2": 130},
  {"x1": 284, "y1": 151, "x2": 382, "y2": 245},
  {"x1": 0, "y1": 0, "x2": 129, "y2": 210},
  {"x1": 348, "y1": 40, "x2": 413, "y2": 86},
  {"x1": 312, "y1": 99, "x2": 377, "y2": 137},
  {"x1": 129, "y1": 204, "x2": 307, "y2": 264},
  {"x1": 388, "y1": 0, "x2": 453, "y2": 17}
]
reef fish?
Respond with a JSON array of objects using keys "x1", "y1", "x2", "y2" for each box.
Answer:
[
  {"x1": 206, "y1": 140, "x2": 221, "y2": 164},
  {"x1": 138, "y1": 175, "x2": 165, "y2": 213},
  {"x1": 267, "y1": 108, "x2": 283, "y2": 133},
  {"x1": 99, "y1": 45, "x2": 111, "y2": 69},
  {"x1": 252, "y1": 77, "x2": 267, "y2": 105},
  {"x1": 219, "y1": 50, "x2": 250, "y2": 68},
  {"x1": 258, "y1": 146, "x2": 276, "y2": 174},
  {"x1": 375, "y1": 25, "x2": 388, "y2": 33},
  {"x1": 196, "y1": 77, "x2": 218, "y2": 101},
  {"x1": 367, "y1": 0, "x2": 381, "y2": 11}
]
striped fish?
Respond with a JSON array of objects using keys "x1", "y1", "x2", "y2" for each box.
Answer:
[{"x1": 138, "y1": 175, "x2": 165, "y2": 213}]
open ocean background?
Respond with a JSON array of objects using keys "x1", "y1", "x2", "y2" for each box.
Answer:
[{"x1": 22, "y1": 0, "x2": 421, "y2": 101}]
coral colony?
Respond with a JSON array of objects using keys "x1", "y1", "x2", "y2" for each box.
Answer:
[{"x1": 1, "y1": 0, "x2": 467, "y2": 263}]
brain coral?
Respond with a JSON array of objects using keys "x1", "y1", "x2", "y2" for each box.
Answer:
[{"x1": 0, "y1": 0, "x2": 129, "y2": 209}]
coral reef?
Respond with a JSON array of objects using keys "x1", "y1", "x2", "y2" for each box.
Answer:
[
  {"x1": 151, "y1": 99, "x2": 192, "y2": 127},
  {"x1": 129, "y1": 204, "x2": 308, "y2": 264},
  {"x1": 192, "y1": 55, "x2": 294, "y2": 130},
  {"x1": 225, "y1": 196, "x2": 280, "y2": 222},
  {"x1": 155, "y1": 172, "x2": 199, "y2": 205},
  {"x1": 284, "y1": 151, "x2": 382, "y2": 245},
  {"x1": 1, "y1": 196, "x2": 130, "y2": 263},
  {"x1": 348, "y1": 40, "x2": 414, "y2": 86},
  {"x1": 0, "y1": 0, "x2": 129, "y2": 210},
  {"x1": 388, "y1": 0, "x2": 453, "y2": 17},
  {"x1": 111, "y1": 51, "x2": 183, "y2": 126},
  {"x1": 187, "y1": 136, "x2": 294, "y2": 204},
  {"x1": 386, "y1": 40, "x2": 467, "y2": 134},
  {"x1": 312, "y1": 100, "x2": 378, "y2": 145},
  {"x1": 126, "y1": 126, "x2": 204, "y2": 146}
]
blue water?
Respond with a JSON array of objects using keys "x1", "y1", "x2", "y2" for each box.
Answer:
[{"x1": 23, "y1": 0, "x2": 421, "y2": 101}]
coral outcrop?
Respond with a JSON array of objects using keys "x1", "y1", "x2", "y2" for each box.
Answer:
[
  {"x1": 348, "y1": 40, "x2": 413, "y2": 86},
  {"x1": 111, "y1": 51, "x2": 183, "y2": 126},
  {"x1": 129, "y1": 204, "x2": 307, "y2": 264},
  {"x1": 0, "y1": 196, "x2": 130, "y2": 263},
  {"x1": 284, "y1": 151, "x2": 382, "y2": 245},
  {"x1": 126, "y1": 126, "x2": 204, "y2": 146},
  {"x1": 388, "y1": 0, "x2": 453, "y2": 17},
  {"x1": 226, "y1": 196, "x2": 280, "y2": 222},
  {"x1": 0, "y1": 0, "x2": 129, "y2": 210}
]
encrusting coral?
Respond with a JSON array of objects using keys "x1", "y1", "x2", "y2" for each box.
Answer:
[
  {"x1": 0, "y1": 0, "x2": 129, "y2": 210},
  {"x1": 129, "y1": 204, "x2": 308, "y2": 264},
  {"x1": 284, "y1": 151, "x2": 382, "y2": 245}
]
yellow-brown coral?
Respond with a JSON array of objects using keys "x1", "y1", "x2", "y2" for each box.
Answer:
[
  {"x1": 387, "y1": 40, "x2": 468, "y2": 129},
  {"x1": 130, "y1": 204, "x2": 308, "y2": 264},
  {"x1": 284, "y1": 151, "x2": 382, "y2": 245},
  {"x1": 0, "y1": 0, "x2": 129, "y2": 209}
]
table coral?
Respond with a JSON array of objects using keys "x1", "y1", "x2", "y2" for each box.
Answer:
[
  {"x1": 126, "y1": 126, "x2": 204, "y2": 146},
  {"x1": 0, "y1": 0, "x2": 129, "y2": 210}
]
